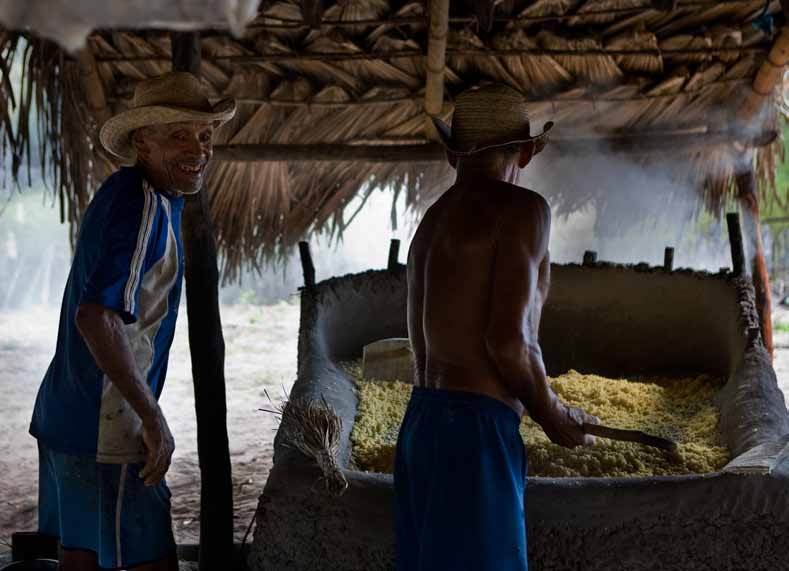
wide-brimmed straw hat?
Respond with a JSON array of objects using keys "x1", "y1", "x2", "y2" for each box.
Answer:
[
  {"x1": 431, "y1": 84, "x2": 553, "y2": 156},
  {"x1": 100, "y1": 72, "x2": 236, "y2": 164}
]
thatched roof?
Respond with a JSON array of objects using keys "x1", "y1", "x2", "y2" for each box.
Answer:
[{"x1": 1, "y1": 0, "x2": 787, "y2": 279}]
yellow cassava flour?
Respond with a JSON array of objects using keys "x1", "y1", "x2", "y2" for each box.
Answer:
[{"x1": 347, "y1": 364, "x2": 730, "y2": 477}]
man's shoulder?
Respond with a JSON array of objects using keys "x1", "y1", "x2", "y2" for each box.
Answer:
[
  {"x1": 92, "y1": 167, "x2": 150, "y2": 215},
  {"x1": 493, "y1": 181, "x2": 550, "y2": 219}
]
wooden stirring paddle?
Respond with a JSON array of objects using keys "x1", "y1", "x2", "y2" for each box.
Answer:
[{"x1": 583, "y1": 422, "x2": 679, "y2": 454}]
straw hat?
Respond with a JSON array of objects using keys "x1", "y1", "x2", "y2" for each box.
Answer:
[
  {"x1": 100, "y1": 72, "x2": 236, "y2": 164},
  {"x1": 431, "y1": 84, "x2": 553, "y2": 156}
]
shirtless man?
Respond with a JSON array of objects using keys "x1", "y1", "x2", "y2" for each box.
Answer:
[{"x1": 394, "y1": 84, "x2": 597, "y2": 571}]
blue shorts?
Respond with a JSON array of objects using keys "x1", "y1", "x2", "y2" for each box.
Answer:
[
  {"x1": 394, "y1": 387, "x2": 528, "y2": 571},
  {"x1": 37, "y1": 442, "x2": 176, "y2": 570}
]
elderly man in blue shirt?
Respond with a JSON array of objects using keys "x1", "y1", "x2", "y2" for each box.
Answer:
[{"x1": 29, "y1": 72, "x2": 235, "y2": 571}]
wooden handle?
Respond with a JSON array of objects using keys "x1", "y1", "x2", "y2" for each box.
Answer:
[{"x1": 583, "y1": 422, "x2": 678, "y2": 452}]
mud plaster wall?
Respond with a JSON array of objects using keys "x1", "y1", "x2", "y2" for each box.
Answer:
[{"x1": 253, "y1": 266, "x2": 789, "y2": 571}]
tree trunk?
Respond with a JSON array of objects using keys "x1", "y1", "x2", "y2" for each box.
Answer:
[{"x1": 172, "y1": 31, "x2": 234, "y2": 570}]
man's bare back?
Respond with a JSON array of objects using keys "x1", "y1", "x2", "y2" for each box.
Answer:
[
  {"x1": 408, "y1": 177, "x2": 548, "y2": 418},
  {"x1": 408, "y1": 172, "x2": 595, "y2": 446}
]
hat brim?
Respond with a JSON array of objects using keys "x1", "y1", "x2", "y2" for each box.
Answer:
[
  {"x1": 100, "y1": 99, "x2": 237, "y2": 164},
  {"x1": 431, "y1": 117, "x2": 554, "y2": 156}
]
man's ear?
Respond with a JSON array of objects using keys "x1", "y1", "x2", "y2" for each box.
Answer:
[
  {"x1": 518, "y1": 141, "x2": 535, "y2": 168},
  {"x1": 131, "y1": 129, "x2": 150, "y2": 160},
  {"x1": 447, "y1": 150, "x2": 458, "y2": 170}
]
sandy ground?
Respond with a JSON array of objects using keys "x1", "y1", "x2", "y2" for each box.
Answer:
[
  {"x1": 0, "y1": 300, "x2": 300, "y2": 554},
  {"x1": 3, "y1": 301, "x2": 789, "y2": 561}
]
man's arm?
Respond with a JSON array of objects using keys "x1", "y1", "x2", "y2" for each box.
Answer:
[
  {"x1": 75, "y1": 303, "x2": 175, "y2": 485},
  {"x1": 407, "y1": 244, "x2": 427, "y2": 385},
  {"x1": 484, "y1": 196, "x2": 595, "y2": 448}
]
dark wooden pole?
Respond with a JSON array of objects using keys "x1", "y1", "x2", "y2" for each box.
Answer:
[
  {"x1": 298, "y1": 241, "x2": 316, "y2": 287},
  {"x1": 726, "y1": 212, "x2": 746, "y2": 277},
  {"x1": 388, "y1": 239, "x2": 401, "y2": 270},
  {"x1": 663, "y1": 247, "x2": 674, "y2": 271},
  {"x1": 735, "y1": 170, "x2": 774, "y2": 358},
  {"x1": 172, "y1": 31, "x2": 234, "y2": 570},
  {"x1": 582, "y1": 250, "x2": 598, "y2": 266}
]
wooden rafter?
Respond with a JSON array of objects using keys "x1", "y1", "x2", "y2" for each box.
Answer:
[
  {"x1": 424, "y1": 0, "x2": 450, "y2": 139},
  {"x1": 211, "y1": 129, "x2": 778, "y2": 162},
  {"x1": 92, "y1": 44, "x2": 771, "y2": 64}
]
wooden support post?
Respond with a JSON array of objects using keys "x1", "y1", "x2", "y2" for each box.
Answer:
[
  {"x1": 726, "y1": 212, "x2": 746, "y2": 277},
  {"x1": 299, "y1": 241, "x2": 316, "y2": 287},
  {"x1": 663, "y1": 247, "x2": 674, "y2": 271},
  {"x1": 301, "y1": 0, "x2": 324, "y2": 29},
  {"x1": 172, "y1": 31, "x2": 234, "y2": 571},
  {"x1": 388, "y1": 239, "x2": 401, "y2": 270},
  {"x1": 475, "y1": 0, "x2": 497, "y2": 35},
  {"x1": 424, "y1": 0, "x2": 450, "y2": 139},
  {"x1": 735, "y1": 171, "x2": 774, "y2": 358},
  {"x1": 583, "y1": 251, "x2": 597, "y2": 266}
]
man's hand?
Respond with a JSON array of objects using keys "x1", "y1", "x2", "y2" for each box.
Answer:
[
  {"x1": 539, "y1": 402, "x2": 599, "y2": 448},
  {"x1": 139, "y1": 409, "x2": 175, "y2": 486}
]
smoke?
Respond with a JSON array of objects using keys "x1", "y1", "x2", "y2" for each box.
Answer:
[{"x1": 519, "y1": 143, "x2": 734, "y2": 272}]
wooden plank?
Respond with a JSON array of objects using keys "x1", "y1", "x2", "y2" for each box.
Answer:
[{"x1": 172, "y1": 31, "x2": 235, "y2": 571}]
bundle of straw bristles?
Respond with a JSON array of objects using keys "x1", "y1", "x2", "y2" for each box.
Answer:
[{"x1": 271, "y1": 395, "x2": 349, "y2": 496}]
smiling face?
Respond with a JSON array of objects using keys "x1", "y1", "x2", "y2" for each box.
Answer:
[{"x1": 132, "y1": 121, "x2": 215, "y2": 195}]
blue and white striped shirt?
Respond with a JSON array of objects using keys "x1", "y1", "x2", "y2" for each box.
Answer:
[{"x1": 30, "y1": 166, "x2": 184, "y2": 463}]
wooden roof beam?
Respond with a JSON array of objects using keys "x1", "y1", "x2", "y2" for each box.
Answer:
[
  {"x1": 424, "y1": 0, "x2": 450, "y2": 140},
  {"x1": 93, "y1": 44, "x2": 770, "y2": 64},
  {"x1": 737, "y1": 25, "x2": 789, "y2": 122},
  {"x1": 212, "y1": 129, "x2": 778, "y2": 162}
]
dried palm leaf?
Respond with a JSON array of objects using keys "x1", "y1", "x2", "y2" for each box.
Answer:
[
  {"x1": 372, "y1": 35, "x2": 462, "y2": 89},
  {"x1": 723, "y1": 54, "x2": 761, "y2": 81},
  {"x1": 538, "y1": 30, "x2": 623, "y2": 86},
  {"x1": 261, "y1": 1, "x2": 310, "y2": 42},
  {"x1": 658, "y1": 34, "x2": 712, "y2": 64},
  {"x1": 491, "y1": 28, "x2": 573, "y2": 96},
  {"x1": 710, "y1": 25, "x2": 743, "y2": 65},
  {"x1": 517, "y1": 0, "x2": 580, "y2": 20},
  {"x1": 568, "y1": 0, "x2": 645, "y2": 26},
  {"x1": 656, "y1": 2, "x2": 750, "y2": 37},
  {"x1": 368, "y1": 2, "x2": 425, "y2": 42},
  {"x1": 254, "y1": 34, "x2": 363, "y2": 94},
  {"x1": 606, "y1": 30, "x2": 662, "y2": 75},
  {"x1": 600, "y1": 7, "x2": 678, "y2": 39},
  {"x1": 304, "y1": 33, "x2": 418, "y2": 91},
  {"x1": 447, "y1": 28, "x2": 521, "y2": 91},
  {"x1": 109, "y1": 33, "x2": 169, "y2": 81},
  {"x1": 321, "y1": 0, "x2": 391, "y2": 36},
  {"x1": 684, "y1": 63, "x2": 726, "y2": 92}
]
